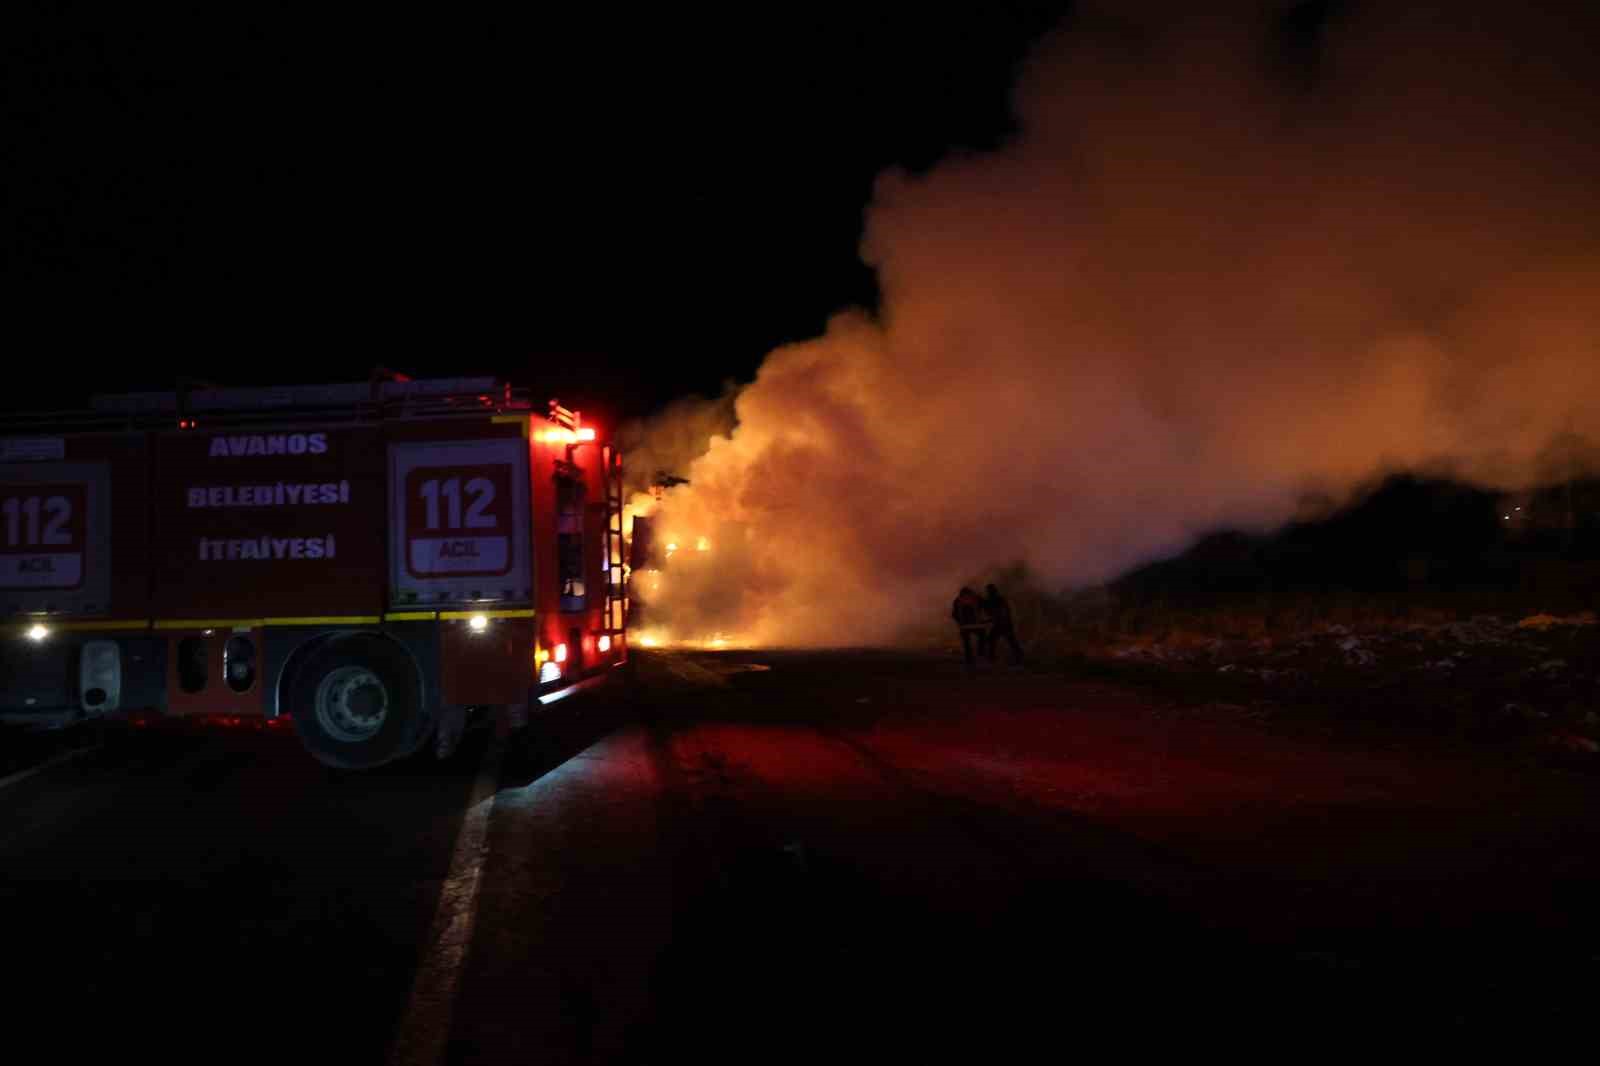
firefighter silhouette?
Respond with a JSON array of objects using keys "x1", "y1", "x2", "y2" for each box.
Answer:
[
  {"x1": 951, "y1": 587, "x2": 985, "y2": 667},
  {"x1": 983, "y1": 584, "x2": 1024, "y2": 665}
]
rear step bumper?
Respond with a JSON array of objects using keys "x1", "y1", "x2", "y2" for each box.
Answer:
[{"x1": 0, "y1": 707, "x2": 87, "y2": 731}]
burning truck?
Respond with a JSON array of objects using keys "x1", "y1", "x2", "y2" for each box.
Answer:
[{"x1": 0, "y1": 378, "x2": 628, "y2": 768}]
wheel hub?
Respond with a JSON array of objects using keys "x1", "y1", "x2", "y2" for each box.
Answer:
[{"x1": 313, "y1": 665, "x2": 390, "y2": 743}]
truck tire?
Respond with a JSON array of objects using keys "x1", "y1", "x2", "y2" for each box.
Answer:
[{"x1": 286, "y1": 635, "x2": 426, "y2": 770}]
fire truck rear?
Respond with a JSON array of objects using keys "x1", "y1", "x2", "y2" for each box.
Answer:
[{"x1": 0, "y1": 378, "x2": 628, "y2": 768}]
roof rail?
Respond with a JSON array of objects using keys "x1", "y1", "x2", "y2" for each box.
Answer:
[
  {"x1": 3, "y1": 379, "x2": 533, "y2": 433},
  {"x1": 89, "y1": 377, "x2": 506, "y2": 414}
]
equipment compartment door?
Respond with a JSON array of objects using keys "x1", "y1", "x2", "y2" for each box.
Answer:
[{"x1": 389, "y1": 439, "x2": 531, "y2": 606}]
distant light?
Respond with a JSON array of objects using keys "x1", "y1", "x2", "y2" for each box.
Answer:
[
  {"x1": 695, "y1": 536, "x2": 709, "y2": 552},
  {"x1": 1515, "y1": 506, "x2": 1521, "y2": 511},
  {"x1": 598, "y1": 634, "x2": 611, "y2": 653},
  {"x1": 665, "y1": 542, "x2": 678, "y2": 555},
  {"x1": 575, "y1": 427, "x2": 596, "y2": 442},
  {"x1": 539, "y1": 661, "x2": 562, "y2": 684},
  {"x1": 203, "y1": 629, "x2": 214, "y2": 636},
  {"x1": 26, "y1": 624, "x2": 49, "y2": 642},
  {"x1": 554, "y1": 642, "x2": 568, "y2": 664},
  {"x1": 468, "y1": 614, "x2": 489, "y2": 632},
  {"x1": 1504, "y1": 515, "x2": 1511, "y2": 520}
]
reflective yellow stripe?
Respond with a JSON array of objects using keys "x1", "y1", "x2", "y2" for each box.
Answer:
[
  {"x1": 84, "y1": 610, "x2": 536, "y2": 633},
  {"x1": 58, "y1": 620, "x2": 151, "y2": 632},
  {"x1": 153, "y1": 616, "x2": 380, "y2": 630},
  {"x1": 7, "y1": 619, "x2": 151, "y2": 634},
  {"x1": 266, "y1": 616, "x2": 382, "y2": 626},
  {"x1": 154, "y1": 619, "x2": 260, "y2": 630},
  {"x1": 148, "y1": 611, "x2": 534, "y2": 629}
]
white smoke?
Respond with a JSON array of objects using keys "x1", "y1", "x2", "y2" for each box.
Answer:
[{"x1": 631, "y1": 1, "x2": 1600, "y2": 646}]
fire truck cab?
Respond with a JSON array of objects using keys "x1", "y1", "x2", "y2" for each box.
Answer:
[{"x1": 0, "y1": 378, "x2": 628, "y2": 768}]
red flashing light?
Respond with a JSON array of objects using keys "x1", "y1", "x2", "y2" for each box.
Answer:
[{"x1": 178, "y1": 419, "x2": 199, "y2": 430}]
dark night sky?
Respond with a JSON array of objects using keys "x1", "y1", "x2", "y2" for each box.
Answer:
[{"x1": 6, "y1": 6, "x2": 1070, "y2": 424}]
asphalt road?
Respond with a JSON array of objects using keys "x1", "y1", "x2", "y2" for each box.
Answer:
[{"x1": 3, "y1": 650, "x2": 1598, "y2": 1062}]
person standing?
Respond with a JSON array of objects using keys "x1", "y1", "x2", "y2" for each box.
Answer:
[
  {"x1": 951, "y1": 586, "x2": 985, "y2": 668},
  {"x1": 983, "y1": 584, "x2": 1024, "y2": 665}
]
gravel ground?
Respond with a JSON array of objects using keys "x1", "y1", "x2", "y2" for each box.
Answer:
[{"x1": 1044, "y1": 611, "x2": 1600, "y2": 763}]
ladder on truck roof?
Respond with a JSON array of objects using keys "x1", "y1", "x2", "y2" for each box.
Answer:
[
  {"x1": 549, "y1": 398, "x2": 628, "y2": 642},
  {"x1": 603, "y1": 443, "x2": 629, "y2": 639}
]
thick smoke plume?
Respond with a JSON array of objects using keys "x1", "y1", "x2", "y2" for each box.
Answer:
[
  {"x1": 630, "y1": 2, "x2": 1600, "y2": 646},
  {"x1": 618, "y1": 387, "x2": 739, "y2": 499}
]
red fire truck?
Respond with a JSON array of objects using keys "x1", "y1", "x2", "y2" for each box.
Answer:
[{"x1": 0, "y1": 377, "x2": 628, "y2": 768}]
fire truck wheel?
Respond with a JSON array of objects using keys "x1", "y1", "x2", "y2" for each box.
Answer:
[{"x1": 287, "y1": 635, "x2": 424, "y2": 769}]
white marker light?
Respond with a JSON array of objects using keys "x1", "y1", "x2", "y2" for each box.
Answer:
[
  {"x1": 554, "y1": 642, "x2": 568, "y2": 664},
  {"x1": 598, "y1": 634, "x2": 611, "y2": 653},
  {"x1": 27, "y1": 624, "x2": 49, "y2": 642},
  {"x1": 468, "y1": 614, "x2": 489, "y2": 632},
  {"x1": 539, "y1": 661, "x2": 562, "y2": 684}
]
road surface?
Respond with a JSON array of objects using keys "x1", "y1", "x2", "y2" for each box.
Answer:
[{"x1": 3, "y1": 650, "x2": 1597, "y2": 1061}]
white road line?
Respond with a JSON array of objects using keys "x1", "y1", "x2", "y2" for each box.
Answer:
[
  {"x1": 536, "y1": 674, "x2": 609, "y2": 705},
  {"x1": 388, "y1": 737, "x2": 505, "y2": 1066},
  {"x1": 0, "y1": 743, "x2": 101, "y2": 793}
]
